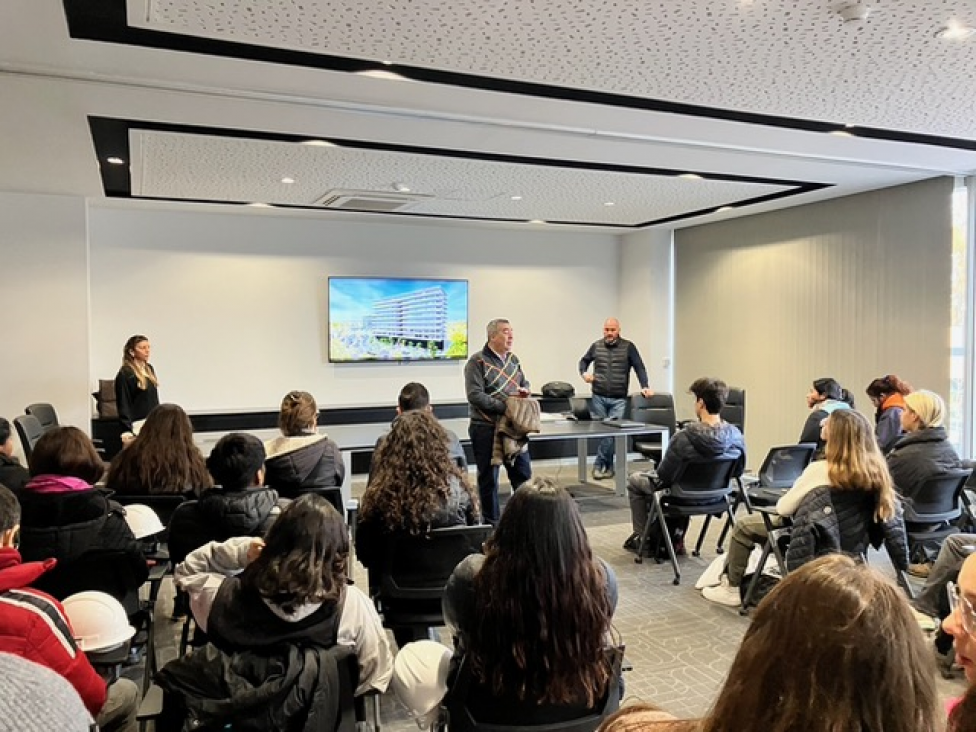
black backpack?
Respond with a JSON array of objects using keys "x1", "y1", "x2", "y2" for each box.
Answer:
[{"x1": 541, "y1": 381, "x2": 575, "y2": 398}]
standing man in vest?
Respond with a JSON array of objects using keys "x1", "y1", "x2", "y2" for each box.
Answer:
[
  {"x1": 465, "y1": 318, "x2": 531, "y2": 523},
  {"x1": 579, "y1": 318, "x2": 654, "y2": 480}
]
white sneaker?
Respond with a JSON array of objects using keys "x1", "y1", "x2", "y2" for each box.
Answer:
[{"x1": 701, "y1": 576, "x2": 742, "y2": 607}]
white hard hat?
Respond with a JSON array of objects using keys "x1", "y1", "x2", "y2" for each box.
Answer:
[
  {"x1": 123, "y1": 503, "x2": 165, "y2": 539},
  {"x1": 62, "y1": 591, "x2": 136, "y2": 652}
]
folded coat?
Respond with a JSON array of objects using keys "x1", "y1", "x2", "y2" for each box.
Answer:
[{"x1": 491, "y1": 397, "x2": 541, "y2": 466}]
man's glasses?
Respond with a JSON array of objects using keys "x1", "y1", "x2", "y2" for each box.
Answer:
[{"x1": 948, "y1": 581, "x2": 976, "y2": 636}]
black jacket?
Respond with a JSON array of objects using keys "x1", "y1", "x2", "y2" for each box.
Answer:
[
  {"x1": 0, "y1": 454, "x2": 29, "y2": 494},
  {"x1": 656, "y1": 421, "x2": 746, "y2": 488},
  {"x1": 264, "y1": 436, "x2": 345, "y2": 508},
  {"x1": 785, "y1": 486, "x2": 909, "y2": 572},
  {"x1": 886, "y1": 427, "x2": 962, "y2": 502},
  {"x1": 577, "y1": 337, "x2": 649, "y2": 399},
  {"x1": 168, "y1": 487, "x2": 286, "y2": 564},
  {"x1": 18, "y1": 486, "x2": 148, "y2": 605},
  {"x1": 114, "y1": 365, "x2": 160, "y2": 434}
]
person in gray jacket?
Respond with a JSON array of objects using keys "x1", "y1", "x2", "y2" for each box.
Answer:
[
  {"x1": 373, "y1": 382, "x2": 466, "y2": 472},
  {"x1": 624, "y1": 378, "x2": 745, "y2": 554}
]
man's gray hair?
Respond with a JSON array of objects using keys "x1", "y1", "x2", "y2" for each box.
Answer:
[{"x1": 486, "y1": 318, "x2": 510, "y2": 339}]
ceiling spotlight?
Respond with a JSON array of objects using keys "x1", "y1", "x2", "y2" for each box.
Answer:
[
  {"x1": 280, "y1": 177, "x2": 295, "y2": 184},
  {"x1": 247, "y1": 202, "x2": 272, "y2": 208},
  {"x1": 936, "y1": 21, "x2": 976, "y2": 40},
  {"x1": 829, "y1": 130, "x2": 854, "y2": 137},
  {"x1": 301, "y1": 139, "x2": 336, "y2": 147},
  {"x1": 716, "y1": 206, "x2": 734, "y2": 213},
  {"x1": 356, "y1": 69, "x2": 411, "y2": 82},
  {"x1": 392, "y1": 182, "x2": 411, "y2": 193},
  {"x1": 528, "y1": 219, "x2": 546, "y2": 224},
  {"x1": 604, "y1": 202, "x2": 615, "y2": 206},
  {"x1": 678, "y1": 173, "x2": 703, "y2": 180},
  {"x1": 106, "y1": 156, "x2": 126, "y2": 165},
  {"x1": 835, "y1": 2, "x2": 871, "y2": 24},
  {"x1": 510, "y1": 195, "x2": 523, "y2": 201}
]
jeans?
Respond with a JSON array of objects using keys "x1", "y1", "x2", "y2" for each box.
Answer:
[
  {"x1": 469, "y1": 422, "x2": 532, "y2": 523},
  {"x1": 590, "y1": 395, "x2": 627, "y2": 470},
  {"x1": 915, "y1": 533, "x2": 976, "y2": 617}
]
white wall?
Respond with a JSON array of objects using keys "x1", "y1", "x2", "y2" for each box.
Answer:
[
  {"x1": 619, "y1": 228, "x2": 674, "y2": 393},
  {"x1": 88, "y1": 205, "x2": 623, "y2": 412},
  {"x1": 0, "y1": 192, "x2": 90, "y2": 453}
]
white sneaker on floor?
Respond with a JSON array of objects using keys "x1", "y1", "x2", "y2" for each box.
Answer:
[
  {"x1": 701, "y1": 576, "x2": 742, "y2": 607},
  {"x1": 694, "y1": 555, "x2": 727, "y2": 590}
]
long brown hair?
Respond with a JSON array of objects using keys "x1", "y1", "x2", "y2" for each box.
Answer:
[
  {"x1": 105, "y1": 404, "x2": 212, "y2": 495},
  {"x1": 469, "y1": 477, "x2": 612, "y2": 707},
  {"x1": 701, "y1": 555, "x2": 939, "y2": 732},
  {"x1": 824, "y1": 409, "x2": 897, "y2": 520},
  {"x1": 361, "y1": 410, "x2": 479, "y2": 532},
  {"x1": 121, "y1": 335, "x2": 158, "y2": 390},
  {"x1": 29, "y1": 426, "x2": 105, "y2": 485},
  {"x1": 241, "y1": 494, "x2": 348, "y2": 615}
]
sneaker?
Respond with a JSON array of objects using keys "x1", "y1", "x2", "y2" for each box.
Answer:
[
  {"x1": 702, "y1": 576, "x2": 742, "y2": 607},
  {"x1": 622, "y1": 533, "x2": 640, "y2": 553},
  {"x1": 908, "y1": 563, "x2": 933, "y2": 578},
  {"x1": 592, "y1": 467, "x2": 608, "y2": 480}
]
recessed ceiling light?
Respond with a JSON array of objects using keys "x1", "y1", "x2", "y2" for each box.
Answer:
[
  {"x1": 301, "y1": 139, "x2": 336, "y2": 147},
  {"x1": 604, "y1": 202, "x2": 615, "y2": 206},
  {"x1": 829, "y1": 130, "x2": 854, "y2": 137},
  {"x1": 355, "y1": 69, "x2": 412, "y2": 82},
  {"x1": 716, "y1": 206, "x2": 734, "y2": 213},
  {"x1": 510, "y1": 195, "x2": 523, "y2": 201},
  {"x1": 106, "y1": 157, "x2": 125, "y2": 165},
  {"x1": 280, "y1": 177, "x2": 295, "y2": 184},
  {"x1": 381, "y1": 60, "x2": 394, "y2": 66},
  {"x1": 392, "y1": 182, "x2": 411, "y2": 193},
  {"x1": 247, "y1": 202, "x2": 272, "y2": 208},
  {"x1": 936, "y1": 22, "x2": 976, "y2": 40},
  {"x1": 678, "y1": 173, "x2": 703, "y2": 180},
  {"x1": 528, "y1": 219, "x2": 546, "y2": 224}
]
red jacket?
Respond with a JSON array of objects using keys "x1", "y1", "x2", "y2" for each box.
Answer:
[{"x1": 0, "y1": 546, "x2": 107, "y2": 715}]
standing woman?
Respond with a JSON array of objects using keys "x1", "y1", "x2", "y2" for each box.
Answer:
[
  {"x1": 115, "y1": 334, "x2": 160, "y2": 442},
  {"x1": 798, "y1": 377, "x2": 854, "y2": 454},
  {"x1": 865, "y1": 374, "x2": 913, "y2": 453}
]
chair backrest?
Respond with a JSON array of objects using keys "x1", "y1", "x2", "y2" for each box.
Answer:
[
  {"x1": 25, "y1": 403, "x2": 59, "y2": 433},
  {"x1": 13, "y1": 414, "x2": 45, "y2": 461},
  {"x1": 757, "y1": 444, "x2": 817, "y2": 490},
  {"x1": 719, "y1": 388, "x2": 745, "y2": 435},
  {"x1": 904, "y1": 468, "x2": 971, "y2": 523},
  {"x1": 31, "y1": 549, "x2": 143, "y2": 616},
  {"x1": 376, "y1": 524, "x2": 494, "y2": 602},
  {"x1": 667, "y1": 458, "x2": 739, "y2": 503},
  {"x1": 441, "y1": 646, "x2": 623, "y2": 732},
  {"x1": 628, "y1": 393, "x2": 676, "y2": 436}
]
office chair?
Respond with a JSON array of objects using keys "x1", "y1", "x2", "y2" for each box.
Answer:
[
  {"x1": 903, "y1": 468, "x2": 970, "y2": 564},
  {"x1": 13, "y1": 414, "x2": 44, "y2": 461},
  {"x1": 25, "y1": 402, "x2": 59, "y2": 433},
  {"x1": 628, "y1": 393, "x2": 677, "y2": 464}
]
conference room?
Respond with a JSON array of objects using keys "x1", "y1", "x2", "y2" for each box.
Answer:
[{"x1": 2, "y1": 1, "x2": 976, "y2": 729}]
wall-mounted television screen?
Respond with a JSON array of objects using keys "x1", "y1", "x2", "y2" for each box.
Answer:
[{"x1": 328, "y1": 277, "x2": 469, "y2": 362}]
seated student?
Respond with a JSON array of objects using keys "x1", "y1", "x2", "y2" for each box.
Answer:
[
  {"x1": 168, "y1": 433, "x2": 286, "y2": 566},
  {"x1": 624, "y1": 378, "x2": 745, "y2": 555},
  {"x1": 798, "y1": 377, "x2": 854, "y2": 455},
  {"x1": 17, "y1": 427, "x2": 148, "y2": 610},
  {"x1": 357, "y1": 410, "x2": 481, "y2": 646},
  {"x1": 603, "y1": 556, "x2": 939, "y2": 732},
  {"x1": 392, "y1": 478, "x2": 617, "y2": 728},
  {"x1": 0, "y1": 417, "x2": 29, "y2": 494},
  {"x1": 0, "y1": 485, "x2": 139, "y2": 732},
  {"x1": 703, "y1": 409, "x2": 903, "y2": 607},
  {"x1": 264, "y1": 390, "x2": 344, "y2": 510},
  {"x1": 171, "y1": 495, "x2": 392, "y2": 706},
  {"x1": 105, "y1": 403, "x2": 212, "y2": 496},
  {"x1": 866, "y1": 373, "x2": 913, "y2": 453},
  {"x1": 373, "y1": 382, "x2": 467, "y2": 471}
]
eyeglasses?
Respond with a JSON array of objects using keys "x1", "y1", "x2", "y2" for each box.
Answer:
[{"x1": 948, "y1": 581, "x2": 976, "y2": 636}]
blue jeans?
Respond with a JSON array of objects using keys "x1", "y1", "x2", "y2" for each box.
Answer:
[
  {"x1": 468, "y1": 422, "x2": 532, "y2": 523},
  {"x1": 589, "y1": 395, "x2": 627, "y2": 470}
]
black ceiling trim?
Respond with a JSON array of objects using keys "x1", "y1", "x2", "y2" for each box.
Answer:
[
  {"x1": 65, "y1": 0, "x2": 976, "y2": 153},
  {"x1": 87, "y1": 115, "x2": 831, "y2": 229}
]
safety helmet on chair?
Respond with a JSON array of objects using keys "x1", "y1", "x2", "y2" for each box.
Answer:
[
  {"x1": 62, "y1": 591, "x2": 136, "y2": 653},
  {"x1": 122, "y1": 503, "x2": 165, "y2": 539}
]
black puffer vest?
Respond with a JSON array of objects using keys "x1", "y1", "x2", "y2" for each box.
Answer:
[{"x1": 591, "y1": 338, "x2": 633, "y2": 398}]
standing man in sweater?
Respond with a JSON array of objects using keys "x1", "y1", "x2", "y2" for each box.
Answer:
[
  {"x1": 579, "y1": 318, "x2": 654, "y2": 479},
  {"x1": 465, "y1": 318, "x2": 531, "y2": 523}
]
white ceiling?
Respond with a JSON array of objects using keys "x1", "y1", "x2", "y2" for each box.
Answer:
[{"x1": 2, "y1": 0, "x2": 976, "y2": 230}]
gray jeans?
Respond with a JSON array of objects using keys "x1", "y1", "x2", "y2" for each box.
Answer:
[
  {"x1": 97, "y1": 678, "x2": 140, "y2": 732},
  {"x1": 914, "y1": 533, "x2": 976, "y2": 617}
]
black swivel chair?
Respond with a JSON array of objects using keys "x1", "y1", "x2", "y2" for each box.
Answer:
[
  {"x1": 370, "y1": 524, "x2": 494, "y2": 638},
  {"x1": 635, "y1": 457, "x2": 739, "y2": 585},
  {"x1": 628, "y1": 393, "x2": 677, "y2": 465},
  {"x1": 903, "y1": 469, "x2": 971, "y2": 564},
  {"x1": 25, "y1": 402, "x2": 59, "y2": 433},
  {"x1": 719, "y1": 388, "x2": 746, "y2": 435},
  {"x1": 13, "y1": 414, "x2": 44, "y2": 462},
  {"x1": 438, "y1": 646, "x2": 624, "y2": 732}
]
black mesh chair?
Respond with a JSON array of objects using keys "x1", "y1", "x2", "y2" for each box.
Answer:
[
  {"x1": 13, "y1": 414, "x2": 44, "y2": 461},
  {"x1": 716, "y1": 443, "x2": 817, "y2": 552},
  {"x1": 370, "y1": 524, "x2": 494, "y2": 636},
  {"x1": 635, "y1": 457, "x2": 739, "y2": 585},
  {"x1": 719, "y1": 388, "x2": 746, "y2": 435},
  {"x1": 628, "y1": 393, "x2": 677, "y2": 464},
  {"x1": 25, "y1": 402, "x2": 59, "y2": 433},
  {"x1": 904, "y1": 469, "x2": 971, "y2": 563},
  {"x1": 438, "y1": 646, "x2": 623, "y2": 732}
]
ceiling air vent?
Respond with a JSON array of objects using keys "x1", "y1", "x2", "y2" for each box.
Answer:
[{"x1": 315, "y1": 189, "x2": 431, "y2": 212}]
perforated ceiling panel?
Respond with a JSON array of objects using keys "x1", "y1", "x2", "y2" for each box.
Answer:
[
  {"x1": 142, "y1": 0, "x2": 976, "y2": 139},
  {"x1": 131, "y1": 130, "x2": 792, "y2": 225}
]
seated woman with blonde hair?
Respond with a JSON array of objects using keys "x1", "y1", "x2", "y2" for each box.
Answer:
[{"x1": 601, "y1": 555, "x2": 940, "y2": 732}]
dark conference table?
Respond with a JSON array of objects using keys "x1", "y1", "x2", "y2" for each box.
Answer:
[{"x1": 195, "y1": 417, "x2": 670, "y2": 505}]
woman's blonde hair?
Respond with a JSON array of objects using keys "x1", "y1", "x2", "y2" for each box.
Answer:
[
  {"x1": 824, "y1": 409, "x2": 898, "y2": 521},
  {"x1": 278, "y1": 390, "x2": 318, "y2": 436},
  {"x1": 121, "y1": 335, "x2": 158, "y2": 391}
]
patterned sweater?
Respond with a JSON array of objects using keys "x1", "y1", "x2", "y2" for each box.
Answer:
[{"x1": 464, "y1": 344, "x2": 529, "y2": 426}]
